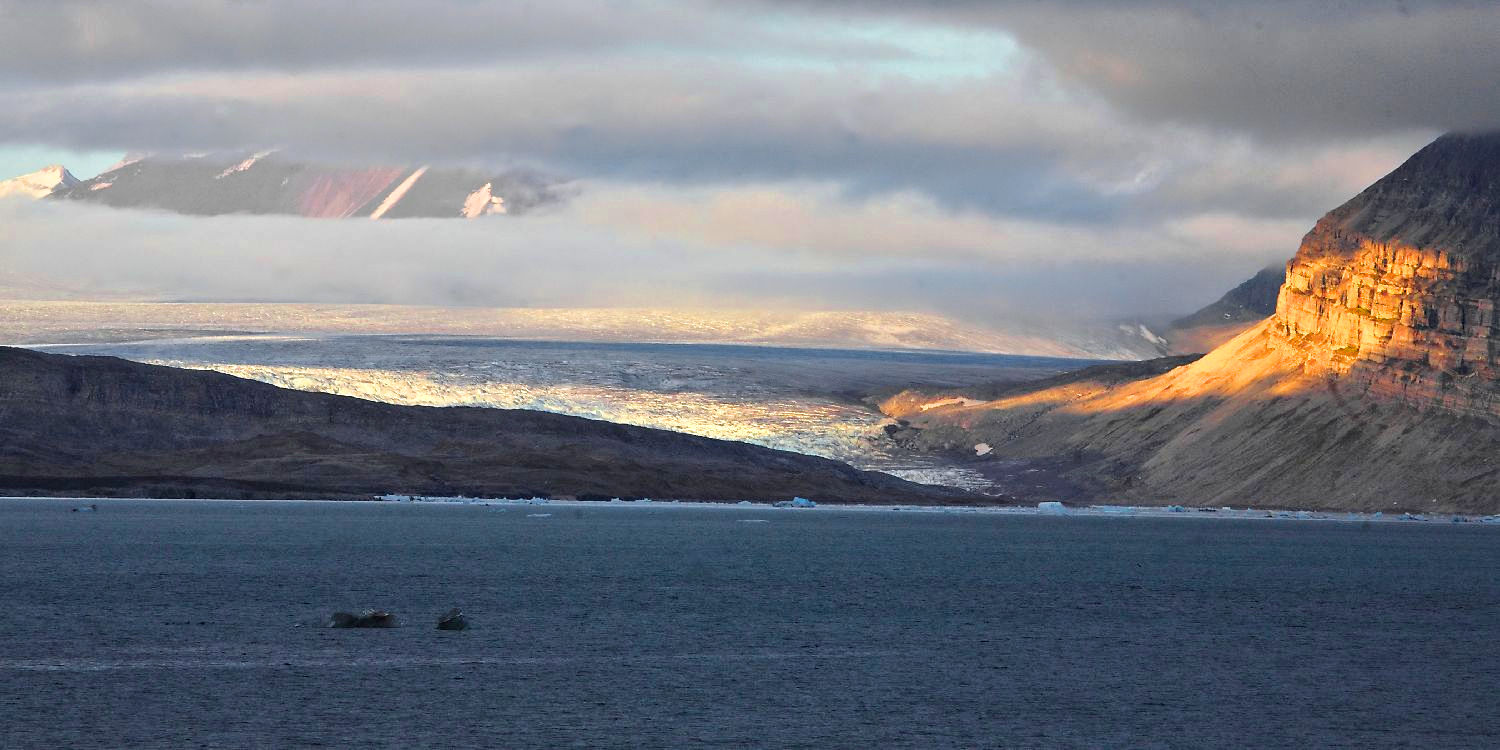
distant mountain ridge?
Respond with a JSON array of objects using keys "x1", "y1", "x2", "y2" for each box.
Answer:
[
  {"x1": 28, "y1": 152, "x2": 560, "y2": 219},
  {"x1": 0, "y1": 301, "x2": 1168, "y2": 360},
  {"x1": 1164, "y1": 266, "x2": 1284, "y2": 353}
]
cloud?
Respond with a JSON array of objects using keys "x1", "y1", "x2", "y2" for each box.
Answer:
[
  {"x1": 0, "y1": 0, "x2": 1472, "y2": 327},
  {"x1": 0, "y1": 181, "x2": 1300, "y2": 321},
  {"x1": 770, "y1": 1, "x2": 1500, "y2": 139},
  {"x1": 0, "y1": 1, "x2": 818, "y2": 84},
  {"x1": 0, "y1": 56, "x2": 1426, "y2": 228}
]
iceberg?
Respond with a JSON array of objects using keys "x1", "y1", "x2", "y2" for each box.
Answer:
[
  {"x1": 1037, "y1": 501, "x2": 1068, "y2": 515},
  {"x1": 774, "y1": 497, "x2": 817, "y2": 508}
]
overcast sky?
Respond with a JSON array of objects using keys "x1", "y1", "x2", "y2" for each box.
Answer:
[{"x1": 1, "y1": 0, "x2": 1489, "y2": 322}]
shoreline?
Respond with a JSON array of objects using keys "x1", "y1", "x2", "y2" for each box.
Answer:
[{"x1": 7, "y1": 494, "x2": 1499, "y2": 524}]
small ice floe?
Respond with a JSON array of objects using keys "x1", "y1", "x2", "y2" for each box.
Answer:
[
  {"x1": 436, "y1": 608, "x2": 468, "y2": 631},
  {"x1": 737, "y1": 500, "x2": 754, "y2": 506},
  {"x1": 736, "y1": 519, "x2": 770, "y2": 524},
  {"x1": 70, "y1": 504, "x2": 98, "y2": 513},
  {"x1": 1166, "y1": 505, "x2": 1187, "y2": 513},
  {"x1": 974, "y1": 442, "x2": 993, "y2": 457},
  {"x1": 328, "y1": 610, "x2": 397, "y2": 628},
  {"x1": 1400, "y1": 513, "x2": 1426, "y2": 521},
  {"x1": 526, "y1": 513, "x2": 553, "y2": 518},
  {"x1": 1037, "y1": 501, "x2": 1068, "y2": 515},
  {"x1": 773, "y1": 497, "x2": 817, "y2": 508}
]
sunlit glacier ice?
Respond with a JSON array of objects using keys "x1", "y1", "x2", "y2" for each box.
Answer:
[{"x1": 27, "y1": 334, "x2": 1086, "y2": 490}]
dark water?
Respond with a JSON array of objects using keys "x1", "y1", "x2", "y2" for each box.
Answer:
[{"x1": 2, "y1": 499, "x2": 1497, "y2": 749}]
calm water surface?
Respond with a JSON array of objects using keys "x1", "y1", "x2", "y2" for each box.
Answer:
[{"x1": 1, "y1": 499, "x2": 1497, "y2": 748}]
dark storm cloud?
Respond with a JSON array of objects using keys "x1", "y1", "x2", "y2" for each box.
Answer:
[
  {"x1": 768, "y1": 0, "x2": 1500, "y2": 138},
  {"x1": 0, "y1": 0, "x2": 883, "y2": 83},
  {"x1": 0, "y1": 62, "x2": 1147, "y2": 220}
]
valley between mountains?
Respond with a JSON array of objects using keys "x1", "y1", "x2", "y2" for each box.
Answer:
[{"x1": 6, "y1": 134, "x2": 1500, "y2": 512}]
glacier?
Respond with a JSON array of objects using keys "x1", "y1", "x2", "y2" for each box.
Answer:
[{"x1": 18, "y1": 333, "x2": 1075, "y2": 490}]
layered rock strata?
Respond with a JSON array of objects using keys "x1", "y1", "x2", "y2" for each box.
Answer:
[{"x1": 1271, "y1": 132, "x2": 1500, "y2": 417}]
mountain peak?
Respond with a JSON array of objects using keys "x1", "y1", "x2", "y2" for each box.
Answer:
[{"x1": 0, "y1": 164, "x2": 80, "y2": 199}]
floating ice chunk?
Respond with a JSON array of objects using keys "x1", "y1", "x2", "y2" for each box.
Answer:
[
  {"x1": 737, "y1": 500, "x2": 753, "y2": 506},
  {"x1": 737, "y1": 519, "x2": 770, "y2": 523},
  {"x1": 71, "y1": 504, "x2": 97, "y2": 513},
  {"x1": 1166, "y1": 505, "x2": 1186, "y2": 513},
  {"x1": 974, "y1": 442, "x2": 993, "y2": 457},
  {"x1": 1037, "y1": 501, "x2": 1068, "y2": 515},
  {"x1": 526, "y1": 513, "x2": 553, "y2": 518},
  {"x1": 774, "y1": 497, "x2": 817, "y2": 508}
]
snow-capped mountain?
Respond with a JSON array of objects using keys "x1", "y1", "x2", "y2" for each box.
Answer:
[
  {"x1": 0, "y1": 165, "x2": 79, "y2": 200},
  {"x1": 37, "y1": 152, "x2": 560, "y2": 218}
]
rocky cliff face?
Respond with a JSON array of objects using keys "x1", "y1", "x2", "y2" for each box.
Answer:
[
  {"x1": 873, "y1": 133, "x2": 1500, "y2": 512},
  {"x1": 1271, "y1": 132, "x2": 1500, "y2": 417}
]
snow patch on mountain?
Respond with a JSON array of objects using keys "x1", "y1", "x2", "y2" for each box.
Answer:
[
  {"x1": 215, "y1": 150, "x2": 276, "y2": 179},
  {"x1": 0, "y1": 165, "x2": 79, "y2": 200},
  {"x1": 368, "y1": 166, "x2": 428, "y2": 219},
  {"x1": 461, "y1": 182, "x2": 506, "y2": 217}
]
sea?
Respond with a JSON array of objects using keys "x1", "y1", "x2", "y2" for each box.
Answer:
[{"x1": 2, "y1": 498, "x2": 1497, "y2": 748}]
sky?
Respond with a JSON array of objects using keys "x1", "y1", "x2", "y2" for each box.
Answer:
[{"x1": 1, "y1": 0, "x2": 1492, "y2": 324}]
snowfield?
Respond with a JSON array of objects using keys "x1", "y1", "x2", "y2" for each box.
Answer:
[{"x1": 0, "y1": 300, "x2": 1165, "y2": 359}]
